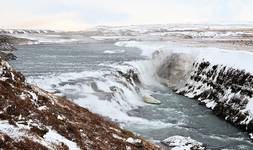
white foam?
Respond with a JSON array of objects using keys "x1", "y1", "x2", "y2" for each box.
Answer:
[{"x1": 103, "y1": 49, "x2": 125, "y2": 54}]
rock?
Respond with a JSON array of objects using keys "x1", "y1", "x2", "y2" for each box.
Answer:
[
  {"x1": 0, "y1": 51, "x2": 17, "y2": 61},
  {"x1": 143, "y1": 95, "x2": 161, "y2": 104},
  {"x1": 161, "y1": 136, "x2": 206, "y2": 150},
  {"x1": 118, "y1": 69, "x2": 141, "y2": 85},
  {"x1": 156, "y1": 53, "x2": 194, "y2": 87}
]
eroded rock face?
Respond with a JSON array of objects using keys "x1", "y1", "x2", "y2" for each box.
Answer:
[
  {"x1": 0, "y1": 58, "x2": 159, "y2": 150},
  {"x1": 156, "y1": 53, "x2": 194, "y2": 87},
  {"x1": 175, "y1": 60, "x2": 253, "y2": 139}
]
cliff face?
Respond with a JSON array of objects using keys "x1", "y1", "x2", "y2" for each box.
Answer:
[
  {"x1": 0, "y1": 58, "x2": 159, "y2": 150},
  {"x1": 175, "y1": 60, "x2": 253, "y2": 139}
]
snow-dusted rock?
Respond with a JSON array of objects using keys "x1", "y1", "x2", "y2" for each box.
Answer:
[
  {"x1": 175, "y1": 60, "x2": 253, "y2": 139},
  {"x1": 162, "y1": 136, "x2": 206, "y2": 150}
]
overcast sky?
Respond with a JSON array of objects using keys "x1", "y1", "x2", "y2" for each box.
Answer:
[{"x1": 1, "y1": 0, "x2": 253, "y2": 31}]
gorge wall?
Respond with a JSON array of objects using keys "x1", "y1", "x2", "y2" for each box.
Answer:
[{"x1": 173, "y1": 60, "x2": 253, "y2": 139}]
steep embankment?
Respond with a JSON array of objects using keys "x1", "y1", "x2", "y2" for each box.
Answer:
[
  {"x1": 174, "y1": 60, "x2": 253, "y2": 139},
  {"x1": 0, "y1": 58, "x2": 159, "y2": 149}
]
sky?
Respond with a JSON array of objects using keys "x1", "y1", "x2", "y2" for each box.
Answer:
[{"x1": 1, "y1": 0, "x2": 253, "y2": 31}]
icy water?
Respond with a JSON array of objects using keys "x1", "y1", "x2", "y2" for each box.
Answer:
[{"x1": 11, "y1": 42, "x2": 253, "y2": 149}]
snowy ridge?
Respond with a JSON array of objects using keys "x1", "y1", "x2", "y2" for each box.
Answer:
[
  {"x1": 90, "y1": 24, "x2": 253, "y2": 42},
  {"x1": 0, "y1": 29, "x2": 55, "y2": 34}
]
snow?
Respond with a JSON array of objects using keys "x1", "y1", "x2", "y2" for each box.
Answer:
[
  {"x1": 178, "y1": 31, "x2": 249, "y2": 39},
  {"x1": 115, "y1": 40, "x2": 253, "y2": 73},
  {"x1": 112, "y1": 134, "x2": 125, "y2": 141},
  {"x1": 126, "y1": 146, "x2": 132, "y2": 150},
  {"x1": 19, "y1": 92, "x2": 28, "y2": 100},
  {"x1": 126, "y1": 137, "x2": 142, "y2": 144},
  {"x1": 109, "y1": 127, "x2": 121, "y2": 133},
  {"x1": 249, "y1": 133, "x2": 253, "y2": 140},
  {"x1": 246, "y1": 98, "x2": 253, "y2": 116},
  {"x1": 57, "y1": 115, "x2": 65, "y2": 120},
  {"x1": 0, "y1": 120, "x2": 79, "y2": 150},
  {"x1": 204, "y1": 100, "x2": 217, "y2": 109},
  {"x1": 38, "y1": 105, "x2": 48, "y2": 111},
  {"x1": 43, "y1": 129, "x2": 80, "y2": 150},
  {"x1": 0, "y1": 120, "x2": 29, "y2": 139},
  {"x1": 28, "y1": 91, "x2": 38, "y2": 101}
]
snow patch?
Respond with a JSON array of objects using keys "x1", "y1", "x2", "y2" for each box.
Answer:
[
  {"x1": 246, "y1": 98, "x2": 253, "y2": 116},
  {"x1": 126, "y1": 137, "x2": 142, "y2": 145},
  {"x1": 43, "y1": 129, "x2": 80, "y2": 150}
]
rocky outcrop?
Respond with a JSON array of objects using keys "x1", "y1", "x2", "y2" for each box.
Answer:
[
  {"x1": 175, "y1": 60, "x2": 253, "y2": 139},
  {"x1": 0, "y1": 51, "x2": 17, "y2": 61},
  {"x1": 161, "y1": 136, "x2": 206, "y2": 150},
  {"x1": 0, "y1": 58, "x2": 159, "y2": 149}
]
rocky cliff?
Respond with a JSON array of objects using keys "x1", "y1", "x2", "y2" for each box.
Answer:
[
  {"x1": 175, "y1": 60, "x2": 253, "y2": 139},
  {"x1": 0, "y1": 58, "x2": 159, "y2": 150}
]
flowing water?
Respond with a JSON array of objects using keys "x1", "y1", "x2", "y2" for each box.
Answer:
[{"x1": 10, "y1": 42, "x2": 253, "y2": 149}]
